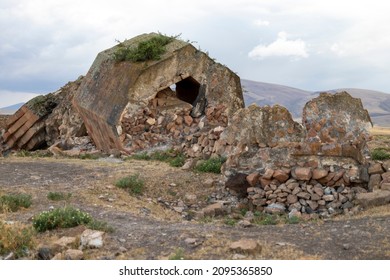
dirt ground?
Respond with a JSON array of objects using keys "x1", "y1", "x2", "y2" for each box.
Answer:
[{"x1": 1, "y1": 156, "x2": 390, "y2": 260}]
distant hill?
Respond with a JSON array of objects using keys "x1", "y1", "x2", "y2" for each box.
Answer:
[
  {"x1": 241, "y1": 79, "x2": 390, "y2": 126},
  {"x1": 0, "y1": 103, "x2": 24, "y2": 115}
]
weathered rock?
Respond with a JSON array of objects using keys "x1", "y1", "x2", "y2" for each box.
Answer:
[
  {"x1": 368, "y1": 163, "x2": 384, "y2": 175},
  {"x1": 273, "y1": 169, "x2": 289, "y2": 183},
  {"x1": 37, "y1": 247, "x2": 54, "y2": 260},
  {"x1": 355, "y1": 190, "x2": 390, "y2": 208},
  {"x1": 246, "y1": 172, "x2": 260, "y2": 187},
  {"x1": 380, "y1": 183, "x2": 390, "y2": 191},
  {"x1": 54, "y1": 236, "x2": 77, "y2": 249},
  {"x1": 302, "y1": 92, "x2": 372, "y2": 162},
  {"x1": 80, "y1": 229, "x2": 105, "y2": 249},
  {"x1": 287, "y1": 194, "x2": 298, "y2": 204},
  {"x1": 229, "y1": 239, "x2": 262, "y2": 255},
  {"x1": 202, "y1": 202, "x2": 227, "y2": 217},
  {"x1": 293, "y1": 167, "x2": 312, "y2": 181},
  {"x1": 381, "y1": 172, "x2": 390, "y2": 183},
  {"x1": 64, "y1": 249, "x2": 84, "y2": 260},
  {"x1": 296, "y1": 192, "x2": 311, "y2": 200},
  {"x1": 368, "y1": 174, "x2": 381, "y2": 191},
  {"x1": 184, "y1": 194, "x2": 197, "y2": 205},
  {"x1": 262, "y1": 169, "x2": 274, "y2": 180},
  {"x1": 264, "y1": 203, "x2": 286, "y2": 214},
  {"x1": 312, "y1": 168, "x2": 329, "y2": 180},
  {"x1": 323, "y1": 195, "x2": 335, "y2": 202},
  {"x1": 288, "y1": 208, "x2": 301, "y2": 219}
]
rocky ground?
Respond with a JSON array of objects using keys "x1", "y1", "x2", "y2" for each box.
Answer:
[{"x1": 1, "y1": 155, "x2": 390, "y2": 260}]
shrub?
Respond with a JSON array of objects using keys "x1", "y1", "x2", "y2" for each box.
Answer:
[
  {"x1": 115, "y1": 174, "x2": 145, "y2": 195},
  {"x1": 0, "y1": 221, "x2": 36, "y2": 258},
  {"x1": 371, "y1": 148, "x2": 390, "y2": 160},
  {"x1": 194, "y1": 157, "x2": 226, "y2": 174},
  {"x1": 32, "y1": 207, "x2": 92, "y2": 232},
  {"x1": 0, "y1": 194, "x2": 32, "y2": 212},
  {"x1": 114, "y1": 34, "x2": 177, "y2": 62},
  {"x1": 47, "y1": 192, "x2": 72, "y2": 201}
]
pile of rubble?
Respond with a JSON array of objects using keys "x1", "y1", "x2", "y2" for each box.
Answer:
[{"x1": 120, "y1": 88, "x2": 228, "y2": 157}]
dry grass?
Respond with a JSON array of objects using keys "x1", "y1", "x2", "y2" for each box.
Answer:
[
  {"x1": 335, "y1": 204, "x2": 390, "y2": 221},
  {"x1": 0, "y1": 220, "x2": 36, "y2": 258},
  {"x1": 370, "y1": 126, "x2": 390, "y2": 136}
]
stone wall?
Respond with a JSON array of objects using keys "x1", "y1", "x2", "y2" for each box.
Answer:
[{"x1": 218, "y1": 92, "x2": 374, "y2": 216}]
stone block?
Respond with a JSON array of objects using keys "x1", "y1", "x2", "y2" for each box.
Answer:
[
  {"x1": 293, "y1": 167, "x2": 312, "y2": 181},
  {"x1": 355, "y1": 190, "x2": 390, "y2": 208}
]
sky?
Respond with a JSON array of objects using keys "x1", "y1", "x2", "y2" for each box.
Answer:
[{"x1": 1, "y1": 0, "x2": 390, "y2": 107}]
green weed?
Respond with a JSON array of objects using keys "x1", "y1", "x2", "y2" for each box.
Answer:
[
  {"x1": 194, "y1": 157, "x2": 226, "y2": 174},
  {"x1": 371, "y1": 148, "x2": 390, "y2": 160},
  {"x1": 47, "y1": 192, "x2": 72, "y2": 201},
  {"x1": 114, "y1": 33, "x2": 178, "y2": 62},
  {"x1": 32, "y1": 207, "x2": 92, "y2": 232},
  {"x1": 115, "y1": 174, "x2": 145, "y2": 195}
]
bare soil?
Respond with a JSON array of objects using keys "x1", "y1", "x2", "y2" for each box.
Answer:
[{"x1": 1, "y1": 156, "x2": 390, "y2": 260}]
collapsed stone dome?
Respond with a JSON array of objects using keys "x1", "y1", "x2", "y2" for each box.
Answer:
[{"x1": 73, "y1": 33, "x2": 244, "y2": 152}]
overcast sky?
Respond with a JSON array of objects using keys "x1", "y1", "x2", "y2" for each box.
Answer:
[{"x1": 1, "y1": 0, "x2": 390, "y2": 107}]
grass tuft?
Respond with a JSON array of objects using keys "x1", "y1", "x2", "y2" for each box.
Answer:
[
  {"x1": 115, "y1": 174, "x2": 145, "y2": 195},
  {"x1": 0, "y1": 194, "x2": 32, "y2": 213},
  {"x1": 114, "y1": 33, "x2": 178, "y2": 62},
  {"x1": 194, "y1": 157, "x2": 226, "y2": 174},
  {"x1": 130, "y1": 149, "x2": 185, "y2": 168},
  {"x1": 0, "y1": 221, "x2": 36, "y2": 258},
  {"x1": 371, "y1": 148, "x2": 390, "y2": 160},
  {"x1": 47, "y1": 192, "x2": 72, "y2": 201}
]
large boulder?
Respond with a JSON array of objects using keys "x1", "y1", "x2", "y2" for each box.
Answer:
[{"x1": 300, "y1": 92, "x2": 372, "y2": 163}]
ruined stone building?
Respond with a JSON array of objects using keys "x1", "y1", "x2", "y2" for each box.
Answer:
[
  {"x1": 73, "y1": 33, "x2": 244, "y2": 154},
  {"x1": 2, "y1": 33, "x2": 386, "y2": 216}
]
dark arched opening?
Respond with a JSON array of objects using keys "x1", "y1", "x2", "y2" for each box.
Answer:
[{"x1": 176, "y1": 77, "x2": 200, "y2": 105}]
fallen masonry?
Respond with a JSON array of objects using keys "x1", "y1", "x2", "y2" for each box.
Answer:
[{"x1": 1, "y1": 33, "x2": 388, "y2": 218}]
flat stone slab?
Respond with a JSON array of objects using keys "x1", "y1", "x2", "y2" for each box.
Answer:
[{"x1": 355, "y1": 190, "x2": 390, "y2": 208}]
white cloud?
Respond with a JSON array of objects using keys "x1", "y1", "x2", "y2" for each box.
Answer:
[
  {"x1": 248, "y1": 32, "x2": 309, "y2": 60},
  {"x1": 253, "y1": 19, "x2": 270, "y2": 27}
]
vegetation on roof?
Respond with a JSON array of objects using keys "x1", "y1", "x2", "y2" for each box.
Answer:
[{"x1": 113, "y1": 33, "x2": 180, "y2": 62}]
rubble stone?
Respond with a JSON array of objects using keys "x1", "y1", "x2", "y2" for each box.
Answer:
[{"x1": 229, "y1": 239, "x2": 261, "y2": 255}]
